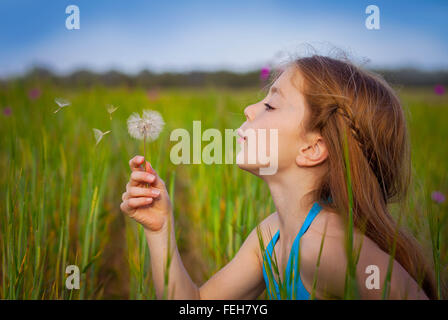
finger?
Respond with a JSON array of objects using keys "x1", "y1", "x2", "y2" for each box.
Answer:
[
  {"x1": 120, "y1": 200, "x2": 132, "y2": 214},
  {"x1": 128, "y1": 186, "x2": 161, "y2": 198},
  {"x1": 128, "y1": 197, "x2": 153, "y2": 208},
  {"x1": 122, "y1": 191, "x2": 128, "y2": 201},
  {"x1": 144, "y1": 160, "x2": 155, "y2": 175},
  {"x1": 129, "y1": 155, "x2": 145, "y2": 172},
  {"x1": 121, "y1": 197, "x2": 153, "y2": 213},
  {"x1": 129, "y1": 171, "x2": 156, "y2": 187},
  {"x1": 144, "y1": 161, "x2": 166, "y2": 188}
]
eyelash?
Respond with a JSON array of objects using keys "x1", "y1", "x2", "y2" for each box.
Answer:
[{"x1": 264, "y1": 103, "x2": 275, "y2": 111}]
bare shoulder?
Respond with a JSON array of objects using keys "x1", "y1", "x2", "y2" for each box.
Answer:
[
  {"x1": 298, "y1": 208, "x2": 428, "y2": 299},
  {"x1": 244, "y1": 212, "x2": 280, "y2": 265},
  {"x1": 299, "y1": 209, "x2": 346, "y2": 267},
  {"x1": 298, "y1": 208, "x2": 366, "y2": 298},
  {"x1": 307, "y1": 208, "x2": 345, "y2": 238},
  {"x1": 300, "y1": 208, "x2": 383, "y2": 268}
]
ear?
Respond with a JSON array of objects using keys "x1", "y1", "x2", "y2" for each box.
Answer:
[{"x1": 295, "y1": 136, "x2": 328, "y2": 167}]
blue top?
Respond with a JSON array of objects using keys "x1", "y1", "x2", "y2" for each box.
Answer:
[{"x1": 262, "y1": 202, "x2": 323, "y2": 300}]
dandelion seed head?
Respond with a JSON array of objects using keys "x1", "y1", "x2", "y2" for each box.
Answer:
[{"x1": 127, "y1": 109, "x2": 165, "y2": 141}]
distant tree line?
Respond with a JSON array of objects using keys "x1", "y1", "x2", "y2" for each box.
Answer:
[{"x1": 1, "y1": 66, "x2": 447, "y2": 88}]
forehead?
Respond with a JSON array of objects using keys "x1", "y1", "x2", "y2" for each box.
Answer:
[{"x1": 270, "y1": 66, "x2": 304, "y2": 105}]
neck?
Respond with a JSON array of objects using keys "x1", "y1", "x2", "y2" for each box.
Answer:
[{"x1": 262, "y1": 166, "x2": 319, "y2": 242}]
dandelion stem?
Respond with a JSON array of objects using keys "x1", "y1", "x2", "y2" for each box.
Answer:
[{"x1": 143, "y1": 131, "x2": 148, "y2": 188}]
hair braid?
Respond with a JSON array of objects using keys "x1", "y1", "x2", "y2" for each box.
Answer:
[{"x1": 331, "y1": 104, "x2": 386, "y2": 201}]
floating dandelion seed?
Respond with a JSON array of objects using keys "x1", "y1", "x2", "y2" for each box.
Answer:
[
  {"x1": 93, "y1": 128, "x2": 111, "y2": 146},
  {"x1": 127, "y1": 109, "x2": 165, "y2": 173},
  {"x1": 54, "y1": 98, "x2": 71, "y2": 113},
  {"x1": 106, "y1": 104, "x2": 119, "y2": 120}
]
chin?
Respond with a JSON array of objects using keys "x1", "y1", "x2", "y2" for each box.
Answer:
[
  {"x1": 236, "y1": 151, "x2": 278, "y2": 177},
  {"x1": 237, "y1": 161, "x2": 258, "y2": 173}
]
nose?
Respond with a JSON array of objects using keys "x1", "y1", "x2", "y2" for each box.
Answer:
[{"x1": 243, "y1": 104, "x2": 255, "y2": 121}]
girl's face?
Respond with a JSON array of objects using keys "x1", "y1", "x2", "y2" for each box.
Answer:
[{"x1": 237, "y1": 66, "x2": 312, "y2": 176}]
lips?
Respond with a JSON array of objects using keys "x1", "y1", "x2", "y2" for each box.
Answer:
[{"x1": 237, "y1": 128, "x2": 247, "y2": 144}]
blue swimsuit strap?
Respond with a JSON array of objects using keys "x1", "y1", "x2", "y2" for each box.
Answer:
[
  {"x1": 264, "y1": 231, "x2": 281, "y2": 298},
  {"x1": 263, "y1": 202, "x2": 323, "y2": 298},
  {"x1": 287, "y1": 202, "x2": 322, "y2": 296}
]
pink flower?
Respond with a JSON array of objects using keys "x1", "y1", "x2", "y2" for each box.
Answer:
[
  {"x1": 28, "y1": 88, "x2": 41, "y2": 100},
  {"x1": 147, "y1": 88, "x2": 160, "y2": 101},
  {"x1": 260, "y1": 66, "x2": 270, "y2": 81},
  {"x1": 434, "y1": 84, "x2": 445, "y2": 95},
  {"x1": 3, "y1": 106, "x2": 12, "y2": 116},
  {"x1": 431, "y1": 191, "x2": 445, "y2": 204}
]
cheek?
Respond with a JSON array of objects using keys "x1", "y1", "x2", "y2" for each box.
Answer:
[
  {"x1": 272, "y1": 113, "x2": 302, "y2": 165},
  {"x1": 276, "y1": 127, "x2": 300, "y2": 165},
  {"x1": 236, "y1": 111, "x2": 301, "y2": 169},
  {"x1": 251, "y1": 122, "x2": 299, "y2": 169}
]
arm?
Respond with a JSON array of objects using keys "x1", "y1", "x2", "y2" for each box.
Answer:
[
  {"x1": 145, "y1": 216, "x2": 266, "y2": 300},
  {"x1": 145, "y1": 213, "x2": 199, "y2": 299},
  {"x1": 198, "y1": 226, "x2": 266, "y2": 299},
  {"x1": 145, "y1": 212, "x2": 265, "y2": 300},
  {"x1": 121, "y1": 156, "x2": 267, "y2": 300}
]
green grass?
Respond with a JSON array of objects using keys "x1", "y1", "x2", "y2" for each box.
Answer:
[{"x1": 0, "y1": 82, "x2": 446, "y2": 299}]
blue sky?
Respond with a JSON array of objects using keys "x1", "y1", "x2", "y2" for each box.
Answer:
[{"x1": 0, "y1": 0, "x2": 447, "y2": 77}]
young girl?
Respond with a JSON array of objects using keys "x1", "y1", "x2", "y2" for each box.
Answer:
[{"x1": 120, "y1": 55, "x2": 436, "y2": 300}]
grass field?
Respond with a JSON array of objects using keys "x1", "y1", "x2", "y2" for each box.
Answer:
[{"x1": 0, "y1": 81, "x2": 446, "y2": 299}]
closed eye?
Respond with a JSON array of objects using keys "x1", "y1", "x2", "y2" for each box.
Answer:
[{"x1": 264, "y1": 103, "x2": 275, "y2": 111}]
